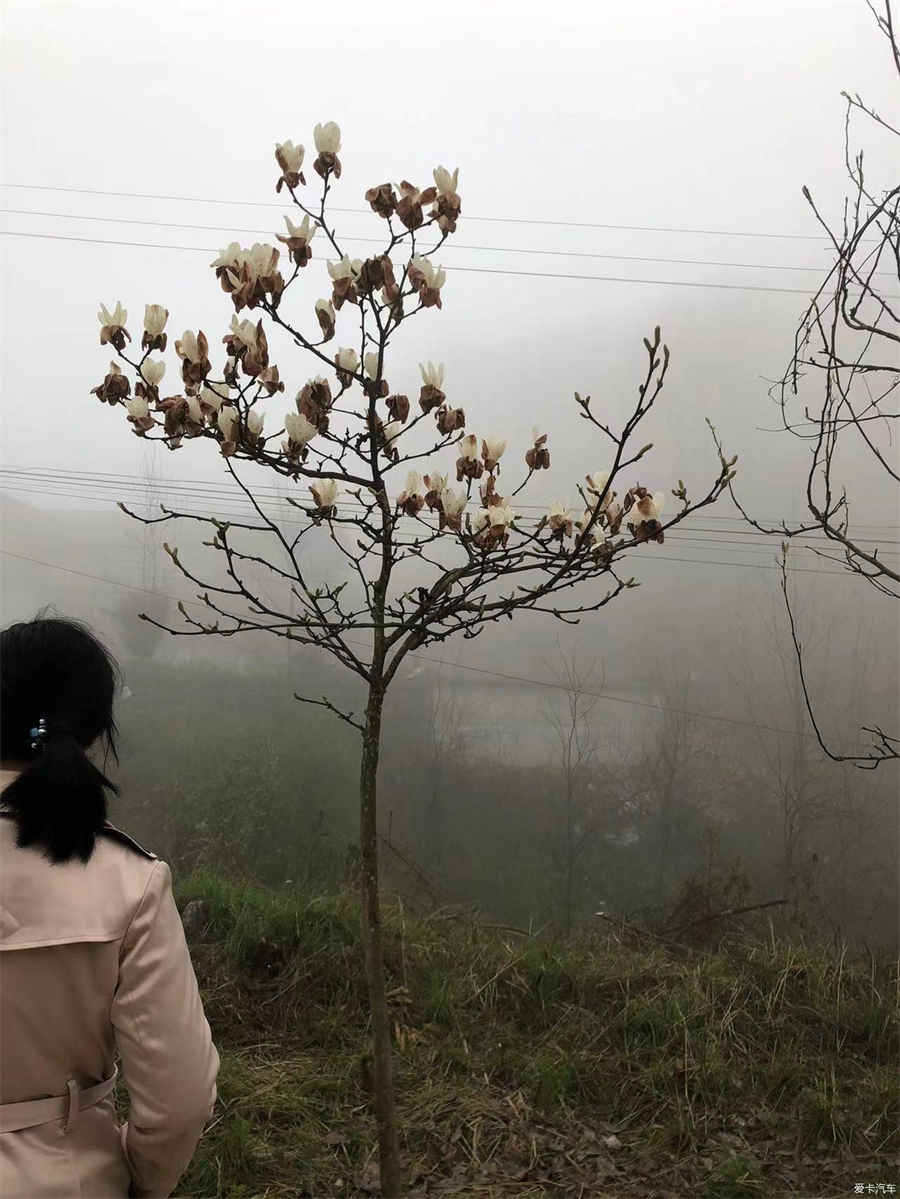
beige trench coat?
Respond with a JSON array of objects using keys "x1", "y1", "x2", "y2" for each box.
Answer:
[{"x1": 0, "y1": 772, "x2": 219, "y2": 1198}]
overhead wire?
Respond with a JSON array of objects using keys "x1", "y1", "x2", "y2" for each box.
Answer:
[
  {"x1": 0, "y1": 479, "x2": 874, "y2": 576},
  {"x1": 6, "y1": 207, "x2": 888, "y2": 280},
  {"x1": 3, "y1": 466, "x2": 898, "y2": 541},
  {"x1": 3, "y1": 229, "x2": 872, "y2": 297},
  {"x1": 2, "y1": 181, "x2": 869, "y2": 242}
]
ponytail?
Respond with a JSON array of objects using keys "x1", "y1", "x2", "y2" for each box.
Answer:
[{"x1": 2, "y1": 726, "x2": 118, "y2": 864}]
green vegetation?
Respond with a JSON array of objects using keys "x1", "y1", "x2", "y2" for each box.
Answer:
[{"x1": 122, "y1": 867, "x2": 898, "y2": 1198}]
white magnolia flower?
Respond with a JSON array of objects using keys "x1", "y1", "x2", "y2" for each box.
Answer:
[
  {"x1": 335, "y1": 347, "x2": 359, "y2": 373},
  {"x1": 410, "y1": 255, "x2": 446, "y2": 290},
  {"x1": 275, "y1": 140, "x2": 304, "y2": 172},
  {"x1": 284, "y1": 412, "x2": 317, "y2": 445},
  {"x1": 459, "y1": 433, "x2": 480, "y2": 461},
  {"x1": 440, "y1": 488, "x2": 466, "y2": 517},
  {"x1": 246, "y1": 242, "x2": 278, "y2": 275},
  {"x1": 98, "y1": 301, "x2": 127, "y2": 328},
  {"x1": 629, "y1": 491, "x2": 666, "y2": 526},
  {"x1": 433, "y1": 166, "x2": 459, "y2": 196},
  {"x1": 473, "y1": 509, "x2": 490, "y2": 533},
  {"x1": 313, "y1": 121, "x2": 341, "y2": 154},
  {"x1": 327, "y1": 256, "x2": 362, "y2": 281},
  {"x1": 585, "y1": 470, "x2": 615, "y2": 510},
  {"x1": 229, "y1": 315, "x2": 259, "y2": 348},
  {"x1": 311, "y1": 478, "x2": 340, "y2": 508},
  {"x1": 315, "y1": 298, "x2": 336, "y2": 319},
  {"x1": 176, "y1": 330, "x2": 203, "y2": 362},
  {"x1": 364, "y1": 352, "x2": 381, "y2": 379},
  {"x1": 213, "y1": 243, "x2": 279, "y2": 290},
  {"x1": 382, "y1": 420, "x2": 403, "y2": 444},
  {"x1": 125, "y1": 396, "x2": 149, "y2": 419},
  {"x1": 142, "y1": 358, "x2": 165, "y2": 387},
  {"x1": 246, "y1": 410, "x2": 265, "y2": 437},
  {"x1": 143, "y1": 304, "x2": 168, "y2": 335},
  {"x1": 210, "y1": 241, "x2": 243, "y2": 271},
  {"x1": 482, "y1": 436, "x2": 507, "y2": 464},
  {"x1": 489, "y1": 503, "x2": 516, "y2": 528},
  {"x1": 425, "y1": 471, "x2": 448, "y2": 494},
  {"x1": 217, "y1": 405, "x2": 238, "y2": 440},
  {"x1": 185, "y1": 394, "x2": 202, "y2": 424},
  {"x1": 200, "y1": 385, "x2": 228, "y2": 411},
  {"x1": 549, "y1": 501, "x2": 573, "y2": 521},
  {"x1": 400, "y1": 471, "x2": 423, "y2": 496},
  {"x1": 282, "y1": 213, "x2": 316, "y2": 241},
  {"x1": 419, "y1": 361, "x2": 444, "y2": 389}
]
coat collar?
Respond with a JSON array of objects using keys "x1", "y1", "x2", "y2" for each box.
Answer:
[{"x1": 0, "y1": 768, "x2": 21, "y2": 795}]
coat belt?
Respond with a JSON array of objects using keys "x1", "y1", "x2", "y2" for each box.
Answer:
[{"x1": 0, "y1": 1065, "x2": 118, "y2": 1134}]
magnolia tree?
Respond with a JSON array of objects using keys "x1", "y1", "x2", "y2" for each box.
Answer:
[{"x1": 90, "y1": 121, "x2": 736, "y2": 1196}]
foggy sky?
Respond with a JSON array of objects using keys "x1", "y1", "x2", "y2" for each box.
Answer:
[{"x1": 1, "y1": 0, "x2": 898, "y2": 726}]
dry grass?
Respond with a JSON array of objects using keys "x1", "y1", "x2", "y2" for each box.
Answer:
[{"x1": 141, "y1": 869, "x2": 899, "y2": 1198}]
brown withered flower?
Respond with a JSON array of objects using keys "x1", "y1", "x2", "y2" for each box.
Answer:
[
  {"x1": 356, "y1": 255, "x2": 394, "y2": 296},
  {"x1": 297, "y1": 376, "x2": 333, "y2": 434},
  {"x1": 156, "y1": 394, "x2": 189, "y2": 441},
  {"x1": 525, "y1": 428, "x2": 550, "y2": 471},
  {"x1": 386, "y1": 393, "x2": 410, "y2": 423},
  {"x1": 315, "y1": 298, "x2": 335, "y2": 341},
  {"x1": 256, "y1": 365, "x2": 284, "y2": 396},
  {"x1": 436, "y1": 405, "x2": 466, "y2": 435},
  {"x1": 91, "y1": 361, "x2": 130, "y2": 406},
  {"x1": 395, "y1": 180, "x2": 438, "y2": 230},
  {"x1": 365, "y1": 183, "x2": 397, "y2": 219}
]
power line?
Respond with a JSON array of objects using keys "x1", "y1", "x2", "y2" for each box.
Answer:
[
  {"x1": 4, "y1": 477, "x2": 898, "y2": 561},
  {"x1": 0, "y1": 545, "x2": 824, "y2": 741},
  {"x1": 2, "y1": 181, "x2": 860, "y2": 242},
  {"x1": 3, "y1": 466, "x2": 898, "y2": 537},
  {"x1": 4, "y1": 230, "x2": 862, "y2": 298},
  {"x1": 6, "y1": 207, "x2": 882, "y2": 280},
  {"x1": 0, "y1": 480, "x2": 864, "y2": 575}
]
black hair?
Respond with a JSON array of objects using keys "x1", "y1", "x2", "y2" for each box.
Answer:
[{"x1": 0, "y1": 609, "x2": 123, "y2": 864}]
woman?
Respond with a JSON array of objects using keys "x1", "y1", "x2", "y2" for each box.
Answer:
[{"x1": 0, "y1": 614, "x2": 219, "y2": 1198}]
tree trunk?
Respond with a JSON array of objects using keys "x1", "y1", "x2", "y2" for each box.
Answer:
[
  {"x1": 564, "y1": 774, "x2": 574, "y2": 937},
  {"x1": 359, "y1": 685, "x2": 403, "y2": 1197}
]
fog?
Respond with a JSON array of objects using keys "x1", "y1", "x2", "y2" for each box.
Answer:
[{"x1": 2, "y1": 0, "x2": 898, "y2": 949}]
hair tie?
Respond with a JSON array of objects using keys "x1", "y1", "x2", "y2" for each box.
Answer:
[{"x1": 29, "y1": 716, "x2": 49, "y2": 753}]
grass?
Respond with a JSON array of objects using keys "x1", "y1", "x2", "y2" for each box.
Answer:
[{"x1": 140, "y1": 868, "x2": 898, "y2": 1198}]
